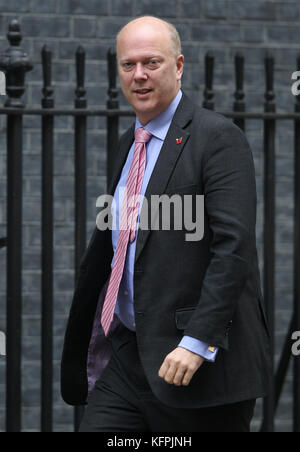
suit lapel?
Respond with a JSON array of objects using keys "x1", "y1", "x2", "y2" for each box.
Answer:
[
  {"x1": 104, "y1": 94, "x2": 195, "y2": 265},
  {"x1": 107, "y1": 124, "x2": 135, "y2": 196},
  {"x1": 134, "y1": 93, "x2": 194, "y2": 264}
]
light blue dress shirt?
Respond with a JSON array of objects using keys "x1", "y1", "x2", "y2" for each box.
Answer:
[{"x1": 111, "y1": 90, "x2": 218, "y2": 362}]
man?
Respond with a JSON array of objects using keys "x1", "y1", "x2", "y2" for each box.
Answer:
[{"x1": 61, "y1": 16, "x2": 271, "y2": 432}]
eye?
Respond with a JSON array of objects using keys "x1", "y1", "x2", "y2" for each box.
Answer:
[
  {"x1": 122, "y1": 62, "x2": 134, "y2": 71},
  {"x1": 147, "y1": 60, "x2": 159, "y2": 69}
]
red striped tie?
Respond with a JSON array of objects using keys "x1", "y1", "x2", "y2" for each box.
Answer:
[{"x1": 101, "y1": 127, "x2": 152, "y2": 336}]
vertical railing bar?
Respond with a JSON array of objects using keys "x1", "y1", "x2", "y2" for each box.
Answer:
[
  {"x1": 74, "y1": 45, "x2": 87, "y2": 433},
  {"x1": 6, "y1": 112, "x2": 23, "y2": 432},
  {"x1": 261, "y1": 52, "x2": 276, "y2": 433},
  {"x1": 0, "y1": 238, "x2": 7, "y2": 249},
  {"x1": 202, "y1": 52, "x2": 214, "y2": 111},
  {"x1": 274, "y1": 316, "x2": 296, "y2": 409},
  {"x1": 0, "y1": 19, "x2": 33, "y2": 432},
  {"x1": 293, "y1": 55, "x2": 300, "y2": 433},
  {"x1": 41, "y1": 44, "x2": 54, "y2": 433},
  {"x1": 107, "y1": 48, "x2": 119, "y2": 189},
  {"x1": 233, "y1": 53, "x2": 245, "y2": 131}
]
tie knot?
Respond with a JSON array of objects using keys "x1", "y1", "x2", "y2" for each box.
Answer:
[{"x1": 135, "y1": 127, "x2": 152, "y2": 144}]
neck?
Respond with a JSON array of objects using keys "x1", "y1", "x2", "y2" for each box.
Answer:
[{"x1": 136, "y1": 89, "x2": 181, "y2": 126}]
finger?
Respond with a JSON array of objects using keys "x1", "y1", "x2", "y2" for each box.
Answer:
[
  {"x1": 181, "y1": 367, "x2": 197, "y2": 386},
  {"x1": 158, "y1": 359, "x2": 170, "y2": 379},
  {"x1": 164, "y1": 365, "x2": 178, "y2": 384},
  {"x1": 172, "y1": 368, "x2": 186, "y2": 386}
]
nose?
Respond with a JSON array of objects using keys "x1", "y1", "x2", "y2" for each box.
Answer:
[{"x1": 133, "y1": 63, "x2": 148, "y2": 82}]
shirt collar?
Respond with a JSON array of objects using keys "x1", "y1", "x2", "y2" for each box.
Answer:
[{"x1": 135, "y1": 90, "x2": 182, "y2": 141}]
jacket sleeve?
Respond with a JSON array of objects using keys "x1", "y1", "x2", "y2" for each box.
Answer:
[
  {"x1": 178, "y1": 336, "x2": 218, "y2": 362},
  {"x1": 183, "y1": 120, "x2": 257, "y2": 350}
]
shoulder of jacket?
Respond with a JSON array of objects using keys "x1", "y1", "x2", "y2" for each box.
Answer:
[
  {"x1": 119, "y1": 123, "x2": 135, "y2": 142},
  {"x1": 191, "y1": 104, "x2": 246, "y2": 141}
]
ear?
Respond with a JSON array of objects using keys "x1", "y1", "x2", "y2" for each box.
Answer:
[{"x1": 176, "y1": 54, "x2": 184, "y2": 81}]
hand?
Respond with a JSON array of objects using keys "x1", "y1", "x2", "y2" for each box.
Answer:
[{"x1": 158, "y1": 347, "x2": 205, "y2": 386}]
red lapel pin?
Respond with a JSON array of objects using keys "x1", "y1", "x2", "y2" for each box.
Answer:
[{"x1": 176, "y1": 137, "x2": 183, "y2": 144}]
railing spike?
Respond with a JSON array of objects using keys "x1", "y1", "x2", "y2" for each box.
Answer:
[
  {"x1": 203, "y1": 51, "x2": 214, "y2": 110},
  {"x1": 75, "y1": 45, "x2": 86, "y2": 109}
]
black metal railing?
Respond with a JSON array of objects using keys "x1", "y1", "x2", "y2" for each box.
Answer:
[{"x1": 0, "y1": 19, "x2": 299, "y2": 432}]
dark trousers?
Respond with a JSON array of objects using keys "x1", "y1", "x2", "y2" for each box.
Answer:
[{"x1": 79, "y1": 324, "x2": 256, "y2": 432}]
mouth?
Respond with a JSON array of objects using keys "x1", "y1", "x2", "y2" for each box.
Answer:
[{"x1": 133, "y1": 88, "x2": 153, "y2": 98}]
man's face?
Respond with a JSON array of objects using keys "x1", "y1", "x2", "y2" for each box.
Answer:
[{"x1": 117, "y1": 21, "x2": 184, "y2": 125}]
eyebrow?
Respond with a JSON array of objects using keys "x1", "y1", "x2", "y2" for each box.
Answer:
[{"x1": 119, "y1": 55, "x2": 163, "y2": 63}]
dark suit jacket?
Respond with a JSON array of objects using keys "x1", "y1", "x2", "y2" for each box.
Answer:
[{"x1": 61, "y1": 93, "x2": 271, "y2": 409}]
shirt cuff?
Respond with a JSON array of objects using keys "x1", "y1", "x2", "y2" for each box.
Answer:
[{"x1": 178, "y1": 335, "x2": 219, "y2": 362}]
